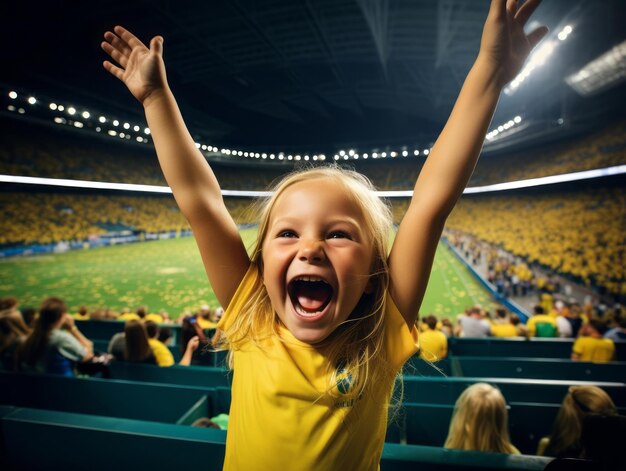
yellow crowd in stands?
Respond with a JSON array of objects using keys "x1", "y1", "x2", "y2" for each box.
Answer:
[
  {"x1": 1, "y1": 117, "x2": 625, "y2": 190},
  {"x1": 445, "y1": 187, "x2": 625, "y2": 295}
]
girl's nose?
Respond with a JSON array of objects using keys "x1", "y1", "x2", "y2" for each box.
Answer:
[{"x1": 298, "y1": 239, "x2": 325, "y2": 263}]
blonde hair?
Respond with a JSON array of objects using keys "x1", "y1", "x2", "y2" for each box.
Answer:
[
  {"x1": 215, "y1": 166, "x2": 394, "y2": 400},
  {"x1": 544, "y1": 385, "x2": 617, "y2": 458},
  {"x1": 444, "y1": 383, "x2": 518, "y2": 454}
]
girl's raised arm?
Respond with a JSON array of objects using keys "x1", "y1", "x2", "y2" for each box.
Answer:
[
  {"x1": 102, "y1": 26, "x2": 249, "y2": 308},
  {"x1": 388, "y1": 0, "x2": 548, "y2": 327}
]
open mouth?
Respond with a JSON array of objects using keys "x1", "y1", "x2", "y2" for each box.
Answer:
[{"x1": 288, "y1": 275, "x2": 334, "y2": 317}]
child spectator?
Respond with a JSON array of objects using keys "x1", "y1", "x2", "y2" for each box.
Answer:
[
  {"x1": 101, "y1": 1, "x2": 548, "y2": 466},
  {"x1": 444, "y1": 383, "x2": 519, "y2": 454},
  {"x1": 144, "y1": 320, "x2": 174, "y2": 366}
]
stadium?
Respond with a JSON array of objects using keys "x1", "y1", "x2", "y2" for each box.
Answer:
[{"x1": 0, "y1": 0, "x2": 625, "y2": 469}]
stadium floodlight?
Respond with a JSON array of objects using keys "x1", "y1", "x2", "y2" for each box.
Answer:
[
  {"x1": 49, "y1": 103, "x2": 57, "y2": 110},
  {"x1": 565, "y1": 40, "x2": 626, "y2": 96},
  {"x1": 67, "y1": 106, "x2": 76, "y2": 115},
  {"x1": 27, "y1": 97, "x2": 37, "y2": 105},
  {"x1": 57, "y1": 105, "x2": 64, "y2": 111},
  {"x1": 505, "y1": 25, "x2": 573, "y2": 95},
  {"x1": 381, "y1": 152, "x2": 387, "y2": 158},
  {"x1": 363, "y1": 153, "x2": 368, "y2": 159},
  {"x1": 144, "y1": 127, "x2": 150, "y2": 135},
  {"x1": 53, "y1": 117, "x2": 65, "y2": 124},
  {"x1": 8, "y1": 91, "x2": 17, "y2": 99},
  {"x1": 17, "y1": 108, "x2": 25, "y2": 114},
  {"x1": 413, "y1": 150, "x2": 419, "y2": 156},
  {"x1": 339, "y1": 150, "x2": 346, "y2": 156},
  {"x1": 123, "y1": 122, "x2": 130, "y2": 129},
  {"x1": 423, "y1": 149, "x2": 430, "y2": 155},
  {"x1": 270, "y1": 154, "x2": 275, "y2": 159},
  {"x1": 133, "y1": 125, "x2": 140, "y2": 132},
  {"x1": 348, "y1": 149, "x2": 355, "y2": 156},
  {"x1": 82, "y1": 111, "x2": 90, "y2": 119},
  {"x1": 99, "y1": 116, "x2": 106, "y2": 123},
  {"x1": 108, "y1": 130, "x2": 117, "y2": 136},
  {"x1": 73, "y1": 121, "x2": 83, "y2": 128},
  {"x1": 113, "y1": 120, "x2": 119, "y2": 126}
]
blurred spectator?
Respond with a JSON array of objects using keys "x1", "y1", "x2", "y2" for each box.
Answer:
[
  {"x1": 73, "y1": 305, "x2": 90, "y2": 320},
  {"x1": 0, "y1": 312, "x2": 31, "y2": 371},
  {"x1": 538, "y1": 385, "x2": 617, "y2": 458},
  {"x1": 527, "y1": 306, "x2": 558, "y2": 338},
  {"x1": 490, "y1": 308, "x2": 518, "y2": 338},
  {"x1": 123, "y1": 320, "x2": 156, "y2": 364},
  {"x1": 604, "y1": 311, "x2": 626, "y2": 342},
  {"x1": 145, "y1": 320, "x2": 174, "y2": 367},
  {"x1": 440, "y1": 318, "x2": 454, "y2": 338},
  {"x1": 180, "y1": 315, "x2": 212, "y2": 366},
  {"x1": 571, "y1": 320, "x2": 615, "y2": 363},
  {"x1": 19, "y1": 297, "x2": 93, "y2": 376},
  {"x1": 418, "y1": 315, "x2": 448, "y2": 362},
  {"x1": 455, "y1": 307, "x2": 490, "y2": 338},
  {"x1": 444, "y1": 383, "x2": 519, "y2": 454},
  {"x1": 20, "y1": 307, "x2": 37, "y2": 328},
  {"x1": 509, "y1": 314, "x2": 528, "y2": 337},
  {"x1": 554, "y1": 301, "x2": 573, "y2": 338},
  {"x1": 158, "y1": 326, "x2": 173, "y2": 345},
  {"x1": 197, "y1": 304, "x2": 218, "y2": 329}
]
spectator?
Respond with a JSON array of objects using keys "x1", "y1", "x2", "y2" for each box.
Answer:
[
  {"x1": 440, "y1": 318, "x2": 454, "y2": 338},
  {"x1": 145, "y1": 320, "x2": 174, "y2": 366},
  {"x1": 509, "y1": 314, "x2": 528, "y2": 337},
  {"x1": 526, "y1": 305, "x2": 558, "y2": 338},
  {"x1": 123, "y1": 320, "x2": 157, "y2": 364},
  {"x1": 490, "y1": 308, "x2": 517, "y2": 338},
  {"x1": 19, "y1": 297, "x2": 93, "y2": 376},
  {"x1": 158, "y1": 326, "x2": 173, "y2": 345},
  {"x1": 418, "y1": 315, "x2": 448, "y2": 362},
  {"x1": 566, "y1": 303, "x2": 584, "y2": 338},
  {"x1": 0, "y1": 313, "x2": 31, "y2": 371},
  {"x1": 73, "y1": 305, "x2": 90, "y2": 320},
  {"x1": 571, "y1": 320, "x2": 615, "y2": 363},
  {"x1": 444, "y1": 383, "x2": 519, "y2": 454},
  {"x1": 107, "y1": 329, "x2": 126, "y2": 361},
  {"x1": 197, "y1": 304, "x2": 218, "y2": 330},
  {"x1": 455, "y1": 307, "x2": 490, "y2": 338},
  {"x1": 20, "y1": 306, "x2": 37, "y2": 328},
  {"x1": 604, "y1": 315, "x2": 626, "y2": 342},
  {"x1": 554, "y1": 301, "x2": 573, "y2": 338},
  {"x1": 180, "y1": 315, "x2": 212, "y2": 366},
  {"x1": 537, "y1": 385, "x2": 617, "y2": 458}
]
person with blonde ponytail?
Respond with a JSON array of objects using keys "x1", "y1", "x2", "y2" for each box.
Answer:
[{"x1": 444, "y1": 383, "x2": 520, "y2": 454}]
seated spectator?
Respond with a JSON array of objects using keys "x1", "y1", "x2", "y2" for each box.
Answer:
[
  {"x1": 0, "y1": 297, "x2": 20, "y2": 318},
  {"x1": 444, "y1": 383, "x2": 519, "y2": 454},
  {"x1": 19, "y1": 297, "x2": 93, "y2": 376},
  {"x1": 604, "y1": 316, "x2": 626, "y2": 342},
  {"x1": 572, "y1": 320, "x2": 615, "y2": 363},
  {"x1": 145, "y1": 311, "x2": 164, "y2": 324},
  {"x1": 158, "y1": 326, "x2": 173, "y2": 345},
  {"x1": 107, "y1": 330, "x2": 126, "y2": 361},
  {"x1": 197, "y1": 304, "x2": 218, "y2": 330},
  {"x1": 566, "y1": 303, "x2": 584, "y2": 338},
  {"x1": 418, "y1": 315, "x2": 448, "y2": 362},
  {"x1": 20, "y1": 306, "x2": 37, "y2": 328},
  {"x1": 509, "y1": 314, "x2": 528, "y2": 337},
  {"x1": 455, "y1": 307, "x2": 490, "y2": 338},
  {"x1": 490, "y1": 308, "x2": 518, "y2": 338},
  {"x1": 554, "y1": 301, "x2": 573, "y2": 338},
  {"x1": 527, "y1": 305, "x2": 558, "y2": 338},
  {"x1": 440, "y1": 318, "x2": 453, "y2": 338},
  {"x1": 538, "y1": 385, "x2": 617, "y2": 458},
  {"x1": 144, "y1": 320, "x2": 174, "y2": 367},
  {"x1": 123, "y1": 320, "x2": 157, "y2": 365},
  {"x1": 179, "y1": 335, "x2": 201, "y2": 366},
  {"x1": 73, "y1": 305, "x2": 90, "y2": 320},
  {"x1": 180, "y1": 315, "x2": 212, "y2": 366},
  {"x1": 0, "y1": 312, "x2": 31, "y2": 371}
]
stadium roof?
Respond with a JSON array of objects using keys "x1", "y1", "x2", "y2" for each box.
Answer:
[{"x1": 1, "y1": 0, "x2": 625, "y2": 155}]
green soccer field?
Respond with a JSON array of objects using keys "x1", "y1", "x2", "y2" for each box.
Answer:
[{"x1": 0, "y1": 229, "x2": 497, "y2": 320}]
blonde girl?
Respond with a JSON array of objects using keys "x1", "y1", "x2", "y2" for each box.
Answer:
[
  {"x1": 538, "y1": 386, "x2": 617, "y2": 458},
  {"x1": 444, "y1": 382, "x2": 520, "y2": 454},
  {"x1": 101, "y1": 1, "x2": 548, "y2": 468}
]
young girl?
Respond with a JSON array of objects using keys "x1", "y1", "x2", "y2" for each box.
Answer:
[{"x1": 101, "y1": 1, "x2": 547, "y2": 468}]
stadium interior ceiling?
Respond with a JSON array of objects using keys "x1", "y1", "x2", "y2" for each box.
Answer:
[{"x1": 1, "y1": 0, "x2": 625, "y2": 157}]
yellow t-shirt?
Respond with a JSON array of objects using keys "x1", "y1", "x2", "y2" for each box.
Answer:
[
  {"x1": 118, "y1": 313, "x2": 141, "y2": 322},
  {"x1": 527, "y1": 314, "x2": 558, "y2": 337},
  {"x1": 418, "y1": 329, "x2": 448, "y2": 362},
  {"x1": 218, "y1": 265, "x2": 419, "y2": 471},
  {"x1": 572, "y1": 337, "x2": 615, "y2": 363},
  {"x1": 490, "y1": 323, "x2": 518, "y2": 338},
  {"x1": 197, "y1": 317, "x2": 218, "y2": 330},
  {"x1": 145, "y1": 313, "x2": 164, "y2": 324},
  {"x1": 148, "y1": 338, "x2": 175, "y2": 367}
]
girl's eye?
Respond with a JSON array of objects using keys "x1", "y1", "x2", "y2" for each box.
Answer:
[
  {"x1": 278, "y1": 230, "x2": 297, "y2": 238},
  {"x1": 328, "y1": 231, "x2": 351, "y2": 240}
]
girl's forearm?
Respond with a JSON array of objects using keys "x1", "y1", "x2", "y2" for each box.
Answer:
[
  {"x1": 412, "y1": 56, "x2": 502, "y2": 219},
  {"x1": 143, "y1": 89, "x2": 224, "y2": 216}
]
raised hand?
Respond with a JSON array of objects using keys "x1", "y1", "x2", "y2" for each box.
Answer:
[
  {"x1": 479, "y1": 0, "x2": 549, "y2": 87},
  {"x1": 101, "y1": 26, "x2": 168, "y2": 105}
]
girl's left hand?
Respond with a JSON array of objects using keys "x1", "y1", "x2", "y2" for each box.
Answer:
[{"x1": 479, "y1": 0, "x2": 549, "y2": 87}]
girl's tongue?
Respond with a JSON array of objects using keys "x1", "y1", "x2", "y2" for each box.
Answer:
[{"x1": 292, "y1": 280, "x2": 333, "y2": 312}]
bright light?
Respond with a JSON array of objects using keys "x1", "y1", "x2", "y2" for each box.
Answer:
[
  {"x1": 18, "y1": 108, "x2": 25, "y2": 114},
  {"x1": 54, "y1": 117, "x2": 65, "y2": 124},
  {"x1": 402, "y1": 150, "x2": 408, "y2": 157},
  {"x1": 73, "y1": 121, "x2": 83, "y2": 128},
  {"x1": 514, "y1": 116, "x2": 522, "y2": 123},
  {"x1": 414, "y1": 150, "x2": 419, "y2": 156},
  {"x1": 339, "y1": 150, "x2": 346, "y2": 156},
  {"x1": 8, "y1": 91, "x2": 17, "y2": 99},
  {"x1": 96, "y1": 127, "x2": 101, "y2": 132},
  {"x1": 195, "y1": 142, "x2": 201, "y2": 148},
  {"x1": 113, "y1": 120, "x2": 119, "y2": 126},
  {"x1": 348, "y1": 149, "x2": 355, "y2": 156},
  {"x1": 27, "y1": 97, "x2": 36, "y2": 105},
  {"x1": 67, "y1": 107, "x2": 76, "y2": 115},
  {"x1": 57, "y1": 105, "x2": 64, "y2": 111},
  {"x1": 49, "y1": 103, "x2": 57, "y2": 110},
  {"x1": 423, "y1": 149, "x2": 430, "y2": 155},
  {"x1": 136, "y1": 136, "x2": 143, "y2": 142},
  {"x1": 99, "y1": 116, "x2": 106, "y2": 123},
  {"x1": 123, "y1": 122, "x2": 130, "y2": 129},
  {"x1": 133, "y1": 125, "x2": 140, "y2": 132},
  {"x1": 381, "y1": 152, "x2": 387, "y2": 158},
  {"x1": 81, "y1": 111, "x2": 90, "y2": 119},
  {"x1": 334, "y1": 155, "x2": 339, "y2": 160},
  {"x1": 108, "y1": 130, "x2": 117, "y2": 137},
  {"x1": 144, "y1": 128, "x2": 150, "y2": 135}
]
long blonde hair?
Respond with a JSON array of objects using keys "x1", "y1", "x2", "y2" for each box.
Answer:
[
  {"x1": 444, "y1": 383, "x2": 518, "y2": 454},
  {"x1": 215, "y1": 166, "x2": 394, "y2": 400},
  {"x1": 544, "y1": 385, "x2": 617, "y2": 458}
]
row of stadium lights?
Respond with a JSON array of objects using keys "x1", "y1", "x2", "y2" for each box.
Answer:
[
  {"x1": 6, "y1": 89, "x2": 521, "y2": 159},
  {"x1": 505, "y1": 24, "x2": 574, "y2": 95}
]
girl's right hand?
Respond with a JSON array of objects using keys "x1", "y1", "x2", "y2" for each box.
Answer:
[{"x1": 101, "y1": 25, "x2": 168, "y2": 105}]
